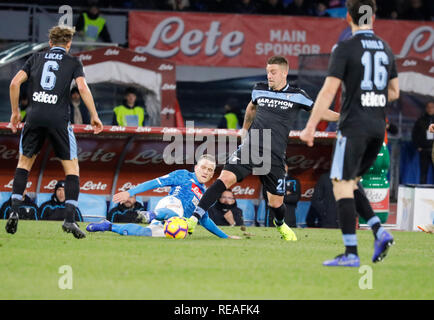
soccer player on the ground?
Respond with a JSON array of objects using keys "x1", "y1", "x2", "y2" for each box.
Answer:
[
  {"x1": 6, "y1": 25, "x2": 103, "y2": 238},
  {"x1": 185, "y1": 56, "x2": 339, "y2": 241},
  {"x1": 300, "y1": 0, "x2": 400, "y2": 267},
  {"x1": 86, "y1": 154, "x2": 240, "y2": 239}
]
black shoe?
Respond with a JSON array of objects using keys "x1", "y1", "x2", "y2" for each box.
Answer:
[
  {"x1": 5, "y1": 211, "x2": 19, "y2": 234},
  {"x1": 62, "y1": 221, "x2": 86, "y2": 239}
]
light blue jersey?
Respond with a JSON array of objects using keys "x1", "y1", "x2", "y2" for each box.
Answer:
[
  {"x1": 153, "y1": 170, "x2": 206, "y2": 218},
  {"x1": 126, "y1": 170, "x2": 228, "y2": 238}
]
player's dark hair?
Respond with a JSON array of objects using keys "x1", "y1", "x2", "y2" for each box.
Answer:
[
  {"x1": 346, "y1": 0, "x2": 377, "y2": 25},
  {"x1": 49, "y1": 25, "x2": 76, "y2": 45},
  {"x1": 267, "y1": 56, "x2": 288, "y2": 67}
]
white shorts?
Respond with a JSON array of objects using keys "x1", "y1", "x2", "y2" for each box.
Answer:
[
  {"x1": 147, "y1": 196, "x2": 184, "y2": 238},
  {"x1": 155, "y1": 196, "x2": 184, "y2": 217}
]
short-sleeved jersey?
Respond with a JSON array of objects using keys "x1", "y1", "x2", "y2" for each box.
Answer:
[
  {"x1": 154, "y1": 169, "x2": 207, "y2": 218},
  {"x1": 328, "y1": 30, "x2": 398, "y2": 137},
  {"x1": 250, "y1": 82, "x2": 313, "y2": 164},
  {"x1": 21, "y1": 46, "x2": 84, "y2": 126}
]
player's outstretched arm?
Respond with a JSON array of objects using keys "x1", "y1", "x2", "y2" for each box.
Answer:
[
  {"x1": 75, "y1": 76, "x2": 103, "y2": 134},
  {"x1": 199, "y1": 213, "x2": 241, "y2": 239},
  {"x1": 300, "y1": 76, "x2": 341, "y2": 147},
  {"x1": 112, "y1": 171, "x2": 181, "y2": 203},
  {"x1": 112, "y1": 179, "x2": 161, "y2": 203},
  {"x1": 9, "y1": 70, "x2": 28, "y2": 133}
]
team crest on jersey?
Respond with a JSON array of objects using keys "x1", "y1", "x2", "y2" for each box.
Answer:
[{"x1": 191, "y1": 183, "x2": 203, "y2": 200}]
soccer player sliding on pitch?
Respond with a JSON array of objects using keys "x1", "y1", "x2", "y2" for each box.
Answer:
[
  {"x1": 300, "y1": 0, "x2": 399, "y2": 267},
  {"x1": 86, "y1": 154, "x2": 241, "y2": 239}
]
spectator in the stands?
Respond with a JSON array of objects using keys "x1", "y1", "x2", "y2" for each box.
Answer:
[
  {"x1": 1, "y1": 191, "x2": 38, "y2": 220},
  {"x1": 164, "y1": 0, "x2": 191, "y2": 11},
  {"x1": 112, "y1": 87, "x2": 148, "y2": 127},
  {"x1": 326, "y1": 0, "x2": 345, "y2": 8},
  {"x1": 259, "y1": 0, "x2": 285, "y2": 14},
  {"x1": 70, "y1": 87, "x2": 90, "y2": 125},
  {"x1": 205, "y1": 0, "x2": 234, "y2": 12},
  {"x1": 235, "y1": 0, "x2": 259, "y2": 14},
  {"x1": 376, "y1": 0, "x2": 399, "y2": 19},
  {"x1": 306, "y1": 172, "x2": 339, "y2": 228},
  {"x1": 217, "y1": 99, "x2": 241, "y2": 129},
  {"x1": 107, "y1": 192, "x2": 145, "y2": 223},
  {"x1": 38, "y1": 180, "x2": 83, "y2": 221},
  {"x1": 313, "y1": 0, "x2": 331, "y2": 17},
  {"x1": 285, "y1": 0, "x2": 312, "y2": 15},
  {"x1": 412, "y1": 100, "x2": 434, "y2": 184},
  {"x1": 399, "y1": 0, "x2": 432, "y2": 21},
  {"x1": 75, "y1": 2, "x2": 112, "y2": 43},
  {"x1": 208, "y1": 189, "x2": 244, "y2": 226}
]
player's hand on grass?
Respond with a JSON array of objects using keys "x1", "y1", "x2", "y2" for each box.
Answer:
[
  {"x1": 91, "y1": 116, "x2": 103, "y2": 134},
  {"x1": 9, "y1": 112, "x2": 21, "y2": 133},
  {"x1": 113, "y1": 191, "x2": 130, "y2": 204},
  {"x1": 300, "y1": 127, "x2": 315, "y2": 147},
  {"x1": 228, "y1": 235, "x2": 242, "y2": 240}
]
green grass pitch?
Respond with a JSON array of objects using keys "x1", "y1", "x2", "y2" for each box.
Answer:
[{"x1": 0, "y1": 220, "x2": 433, "y2": 300}]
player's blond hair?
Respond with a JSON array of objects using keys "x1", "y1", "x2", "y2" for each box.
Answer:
[
  {"x1": 49, "y1": 25, "x2": 76, "y2": 45},
  {"x1": 197, "y1": 154, "x2": 216, "y2": 165}
]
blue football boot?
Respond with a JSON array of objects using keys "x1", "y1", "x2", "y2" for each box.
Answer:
[
  {"x1": 86, "y1": 219, "x2": 112, "y2": 232},
  {"x1": 372, "y1": 230, "x2": 394, "y2": 263},
  {"x1": 323, "y1": 254, "x2": 360, "y2": 267}
]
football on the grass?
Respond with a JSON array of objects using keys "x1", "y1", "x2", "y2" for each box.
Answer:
[{"x1": 164, "y1": 217, "x2": 188, "y2": 239}]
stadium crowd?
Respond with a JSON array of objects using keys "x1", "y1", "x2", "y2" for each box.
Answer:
[{"x1": 6, "y1": 0, "x2": 434, "y2": 20}]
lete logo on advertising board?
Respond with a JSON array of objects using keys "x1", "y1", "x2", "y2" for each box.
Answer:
[
  {"x1": 129, "y1": 11, "x2": 434, "y2": 68},
  {"x1": 130, "y1": 12, "x2": 344, "y2": 68}
]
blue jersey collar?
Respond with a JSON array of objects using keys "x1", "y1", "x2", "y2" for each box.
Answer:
[
  {"x1": 269, "y1": 82, "x2": 289, "y2": 92},
  {"x1": 353, "y1": 29, "x2": 374, "y2": 36},
  {"x1": 50, "y1": 46, "x2": 67, "y2": 52}
]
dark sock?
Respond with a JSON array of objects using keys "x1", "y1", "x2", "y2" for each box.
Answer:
[
  {"x1": 12, "y1": 168, "x2": 29, "y2": 195},
  {"x1": 64, "y1": 204, "x2": 76, "y2": 223},
  {"x1": 65, "y1": 175, "x2": 80, "y2": 223},
  {"x1": 193, "y1": 179, "x2": 227, "y2": 219},
  {"x1": 337, "y1": 198, "x2": 358, "y2": 256},
  {"x1": 11, "y1": 168, "x2": 29, "y2": 213},
  {"x1": 354, "y1": 188, "x2": 381, "y2": 239},
  {"x1": 354, "y1": 189, "x2": 381, "y2": 239},
  {"x1": 270, "y1": 204, "x2": 286, "y2": 226},
  {"x1": 65, "y1": 175, "x2": 80, "y2": 202}
]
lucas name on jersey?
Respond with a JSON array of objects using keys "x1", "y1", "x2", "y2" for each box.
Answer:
[
  {"x1": 257, "y1": 97, "x2": 294, "y2": 110},
  {"x1": 44, "y1": 52, "x2": 64, "y2": 60}
]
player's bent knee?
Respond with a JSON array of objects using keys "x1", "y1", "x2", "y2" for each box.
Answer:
[
  {"x1": 17, "y1": 154, "x2": 36, "y2": 171},
  {"x1": 218, "y1": 170, "x2": 237, "y2": 188},
  {"x1": 267, "y1": 194, "x2": 284, "y2": 208},
  {"x1": 332, "y1": 179, "x2": 355, "y2": 200},
  {"x1": 61, "y1": 159, "x2": 80, "y2": 176}
]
